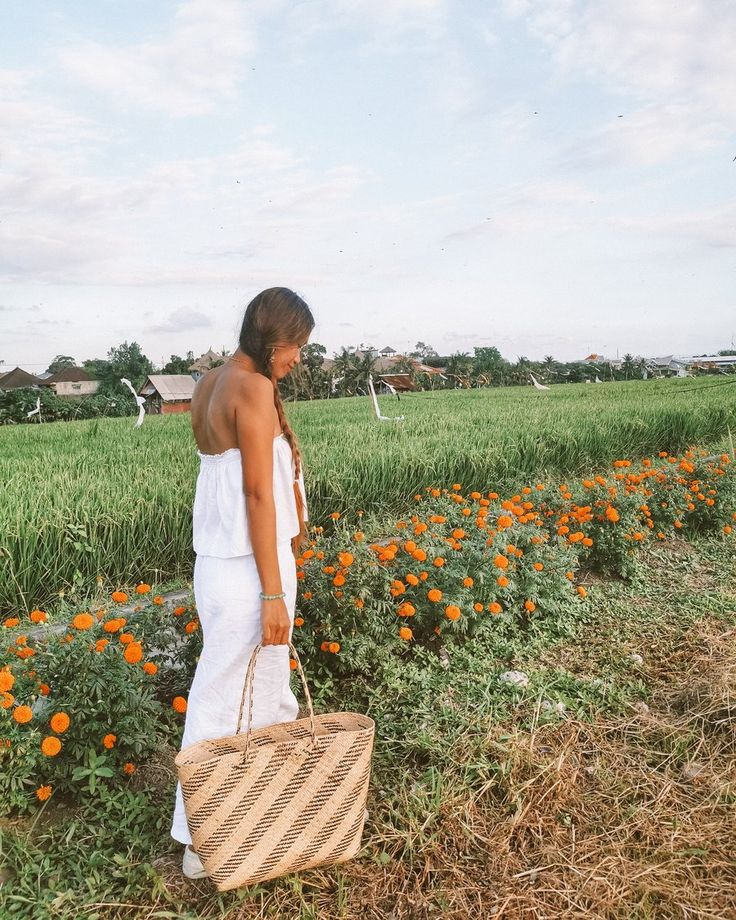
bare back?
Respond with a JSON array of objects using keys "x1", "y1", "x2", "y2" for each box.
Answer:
[{"x1": 191, "y1": 365, "x2": 282, "y2": 455}]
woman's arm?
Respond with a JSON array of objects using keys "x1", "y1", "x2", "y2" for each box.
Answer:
[{"x1": 234, "y1": 373, "x2": 289, "y2": 646}]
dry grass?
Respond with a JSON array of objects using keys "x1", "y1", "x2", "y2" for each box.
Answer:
[{"x1": 143, "y1": 619, "x2": 736, "y2": 920}]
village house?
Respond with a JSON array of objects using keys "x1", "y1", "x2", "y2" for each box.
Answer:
[
  {"x1": 137, "y1": 375, "x2": 198, "y2": 415},
  {"x1": 0, "y1": 367, "x2": 44, "y2": 389},
  {"x1": 188, "y1": 348, "x2": 229, "y2": 381},
  {"x1": 41, "y1": 366, "x2": 100, "y2": 397}
]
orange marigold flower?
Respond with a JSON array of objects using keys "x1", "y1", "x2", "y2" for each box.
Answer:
[
  {"x1": 41, "y1": 736, "x2": 61, "y2": 756},
  {"x1": 524, "y1": 600, "x2": 536, "y2": 613},
  {"x1": 488, "y1": 601, "x2": 502, "y2": 615},
  {"x1": 330, "y1": 511, "x2": 341, "y2": 520},
  {"x1": 399, "y1": 626, "x2": 413, "y2": 640},
  {"x1": 119, "y1": 632, "x2": 134, "y2": 644},
  {"x1": 143, "y1": 661, "x2": 158, "y2": 675},
  {"x1": 497, "y1": 515, "x2": 513, "y2": 530},
  {"x1": 533, "y1": 562, "x2": 544, "y2": 571},
  {"x1": 3, "y1": 617, "x2": 20, "y2": 628},
  {"x1": 39, "y1": 683, "x2": 50, "y2": 696},
  {"x1": 153, "y1": 595, "x2": 164, "y2": 605},
  {"x1": 173, "y1": 606, "x2": 187, "y2": 616},
  {"x1": 494, "y1": 554, "x2": 509, "y2": 569},
  {"x1": 452, "y1": 483, "x2": 462, "y2": 491},
  {"x1": 354, "y1": 598, "x2": 365, "y2": 608},
  {"x1": 398, "y1": 602, "x2": 416, "y2": 617},
  {"x1": 289, "y1": 658, "x2": 298, "y2": 670},
  {"x1": 473, "y1": 602, "x2": 484, "y2": 612},
  {"x1": 111, "y1": 591, "x2": 128, "y2": 603},
  {"x1": 445, "y1": 605, "x2": 461, "y2": 621},
  {"x1": 576, "y1": 586, "x2": 587, "y2": 598},
  {"x1": 95, "y1": 638, "x2": 109, "y2": 652},
  {"x1": 433, "y1": 557, "x2": 445, "y2": 567},
  {"x1": 354, "y1": 531, "x2": 365, "y2": 542},
  {"x1": 582, "y1": 537, "x2": 593, "y2": 547},
  {"x1": 406, "y1": 573, "x2": 419, "y2": 586},
  {"x1": 427, "y1": 588, "x2": 443, "y2": 603},
  {"x1": 123, "y1": 762, "x2": 136, "y2": 775},
  {"x1": 13, "y1": 705, "x2": 33, "y2": 724},
  {"x1": 328, "y1": 642, "x2": 341, "y2": 654},
  {"x1": 320, "y1": 641, "x2": 330, "y2": 652},
  {"x1": 605, "y1": 507, "x2": 620, "y2": 523},
  {"x1": 497, "y1": 575, "x2": 509, "y2": 588},
  {"x1": 103, "y1": 733, "x2": 116, "y2": 749},
  {"x1": 463, "y1": 576, "x2": 474, "y2": 587},
  {"x1": 103, "y1": 619, "x2": 122, "y2": 633},
  {"x1": 135, "y1": 583, "x2": 151, "y2": 594},
  {"x1": 50, "y1": 712, "x2": 70, "y2": 733},
  {"x1": 0, "y1": 669, "x2": 14, "y2": 692},
  {"x1": 294, "y1": 616, "x2": 305, "y2": 627},
  {"x1": 1, "y1": 692, "x2": 14, "y2": 709},
  {"x1": 337, "y1": 551, "x2": 354, "y2": 567},
  {"x1": 172, "y1": 696, "x2": 187, "y2": 713},
  {"x1": 123, "y1": 641, "x2": 143, "y2": 665},
  {"x1": 29, "y1": 609, "x2": 47, "y2": 623},
  {"x1": 36, "y1": 784, "x2": 53, "y2": 801}
]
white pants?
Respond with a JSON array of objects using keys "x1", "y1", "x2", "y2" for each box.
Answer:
[{"x1": 170, "y1": 540, "x2": 299, "y2": 845}]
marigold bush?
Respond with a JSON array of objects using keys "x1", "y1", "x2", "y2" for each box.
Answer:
[{"x1": 0, "y1": 444, "x2": 733, "y2": 816}]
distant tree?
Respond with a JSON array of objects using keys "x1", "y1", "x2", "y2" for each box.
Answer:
[
  {"x1": 82, "y1": 358, "x2": 112, "y2": 380},
  {"x1": 473, "y1": 346, "x2": 509, "y2": 385},
  {"x1": 621, "y1": 353, "x2": 637, "y2": 380},
  {"x1": 541, "y1": 355, "x2": 557, "y2": 381},
  {"x1": 718, "y1": 349, "x2": 736, "y2": 356},
  {"x1": 162, "y1": 351, "x2": 195, "y2": 374},
  {"x1": 445, "y1": 352, "x2": 473, "y2": 384},
  {"x1": 46, "y1": 355, "x2": 76, "y2": 374},
  {"x1": 410, "y1": 341, "x2": 438, "y2": 359}
]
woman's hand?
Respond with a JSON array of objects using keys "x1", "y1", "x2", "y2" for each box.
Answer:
[{"x1": 260, "y1": 598, "x2": 290, "y2": 646}]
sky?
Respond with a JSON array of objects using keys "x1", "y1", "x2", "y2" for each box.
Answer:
[{"x1": 1, "y1": 0, "x2": 734, "y2": 374}]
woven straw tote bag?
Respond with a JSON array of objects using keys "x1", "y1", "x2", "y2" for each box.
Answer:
[{"x1": 175, "y1": 640, "x2": 375, "y2": 891}]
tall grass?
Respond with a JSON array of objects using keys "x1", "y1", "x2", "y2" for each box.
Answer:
[{"x1": 1, "y1": 378, "x2": 734, "y2": 611}]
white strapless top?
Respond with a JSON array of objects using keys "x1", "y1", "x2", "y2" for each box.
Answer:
[{"x1": 192, "y1": 433, "x2": 308, "y2": 557}]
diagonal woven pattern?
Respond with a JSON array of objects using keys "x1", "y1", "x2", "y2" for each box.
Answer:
[{"x1": 175, "y1": 642, "x2": 375, "y2": 891}]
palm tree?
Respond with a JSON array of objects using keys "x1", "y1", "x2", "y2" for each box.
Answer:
[
  {"x1": 511, "y1": 355, "x2": 532, "y2": 386},
  {"x1": 621, "y1": 353, "x2": 637, "y2": 380},
  {"x1": 541, "y1": 354, "x2": 557, "y2": 382},
  {"x1": 331, "y1": 348, "x2": 362, "y2": 396}
]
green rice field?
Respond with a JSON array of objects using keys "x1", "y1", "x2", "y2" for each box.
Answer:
[{"x1": 1, "y1": 378, "x2": 734, "y2": 612}]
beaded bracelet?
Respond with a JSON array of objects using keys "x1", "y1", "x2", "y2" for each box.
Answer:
[{"x1": 259, "y1": 590, "x2": 286, "y2": 600}]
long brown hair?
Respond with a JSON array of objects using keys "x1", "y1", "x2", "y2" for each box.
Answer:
[{"x1": 237, "y1": 287, "x2": 314, "y2": 556}]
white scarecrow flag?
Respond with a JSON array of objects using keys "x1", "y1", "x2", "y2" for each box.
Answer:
[
  {"x1": 120, "y1": 378, "x2": 146, "y2": 428},
  {"x1": 529, "y1": 373, "x2": 550, "y2": 391},
  {"x1": 27, "y1": 396, "x2": 41, "y2": 420},
  {"x1": 367, "y1": 374, "x2": 404, "y2": 421}
]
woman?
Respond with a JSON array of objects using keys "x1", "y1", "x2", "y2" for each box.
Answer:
[{"x1": 170, "y1": 287, "x2": 314, "y2": 879}]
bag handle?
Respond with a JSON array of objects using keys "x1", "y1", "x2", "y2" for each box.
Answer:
[{"x1": 237, "y1": 641, "x2": 318, "y2": 758}]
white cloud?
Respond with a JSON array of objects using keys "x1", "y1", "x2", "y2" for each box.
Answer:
[
  {"x1": 506, "y1": 0, "x2": 736, "y2": 165},
  {"x1": 286, "y1": 0, "x2": 447, "y2": 49},
  {"x1": 612, "y1": 202, "x2": 736, "y2": 251},
  {"x1": 58, "y1": 0, "x2": 255, "y2": 116},
  {"x1": 146, "y1": 306, "x2": 213, "y2": 333},
  {"x1": 557, "y1": 102, "x2": 727, "y2": 168}
]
